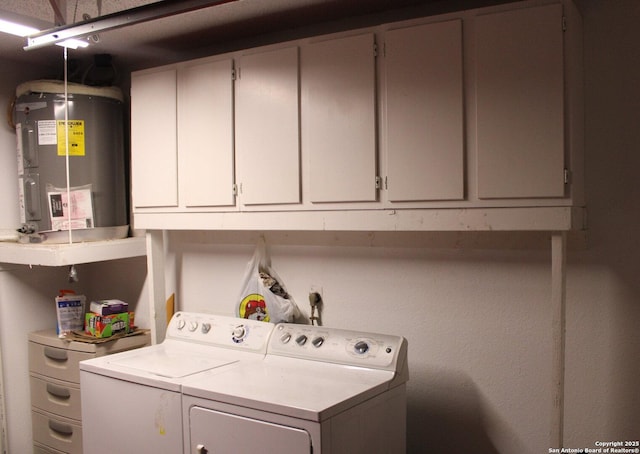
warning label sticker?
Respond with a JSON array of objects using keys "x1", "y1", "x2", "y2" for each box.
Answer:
[
  {"x1": 56, "y1": 120, "x2": 85, "y2": 156},
  {"x1": 37, "y1": 120, "x2": 57, "y2": 145}
]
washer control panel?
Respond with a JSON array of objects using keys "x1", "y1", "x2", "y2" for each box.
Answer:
[
  {"x1": 270, "y1": 323, "x2": 407, "y2": 371},
  {"x1": 167, "y1": 311, "x2": 274, "y2": 353}
]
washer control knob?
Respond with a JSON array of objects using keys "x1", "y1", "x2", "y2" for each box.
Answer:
[
  {"x1": 177, "y1": 319, "x2": 186, "y2": 330},
  {"x1": 296, "y1": 335, "x2": 308, "y2": 346},
  {"x1": 188, "y1": 321, "x2": 198, "y2": 332},
  {"x1": 280, "y1": 333, "x2": 292, "y2": 344},
  {"x1": 312, "y1": 336, "x2": 324, "y2": 348},
  {"x1": 201, "y1": 323, "x2": 211, "y2": 334},
  {"x1": 232, "y1": 325, "x2": 246, "y2": 339},
  {"x1": 354, "y1": 341, "x2": 369, "y2": 355}
]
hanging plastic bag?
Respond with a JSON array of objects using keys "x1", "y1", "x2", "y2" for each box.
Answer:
[{"x1": 237, "y1": 238, "x2": 300, "y2": 323}]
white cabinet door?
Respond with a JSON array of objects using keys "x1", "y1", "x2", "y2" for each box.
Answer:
[
  {"x1": 235, "y1": 47, "x2": 300, "y2": 206},
  {"x1": 475, "y1": 3, "x2": 565, "y2": 199},
  {"x1": 302, "y1": 33, "x2": 377, "y2": 203},
  {"x1": 384, "y1": 20, "x2": 464, "y2": 202},
  {"x1": 131, "y1": 68, "x2": 177, "y2": 208},
  {"x1": 178, "y1": 59, "x2": 235, "y2": 207}
]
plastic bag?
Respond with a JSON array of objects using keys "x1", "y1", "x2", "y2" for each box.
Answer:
[{"x1": 237, "y1": 239, "x2": 300, "y2": 323}]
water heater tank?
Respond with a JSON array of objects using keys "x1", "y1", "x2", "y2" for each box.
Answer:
[{"x1": 14, "y1": 80, "x2": 128, "y2": 242}]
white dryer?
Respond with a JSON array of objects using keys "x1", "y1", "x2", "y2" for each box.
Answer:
[
  {"x1": 79, "y1": 312, "x2": 274, "y2": 454},
  {"x1": 182, "y1": 323, "x2": 409, "y2": 454}
]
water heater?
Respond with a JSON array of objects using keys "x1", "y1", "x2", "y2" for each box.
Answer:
[{"x1": 14, "y1": 80, "x2": 128, "y2": 242}]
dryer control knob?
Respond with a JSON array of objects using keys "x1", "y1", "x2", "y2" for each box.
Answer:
[
  {"x1": 232, "y1": 325, "x2": 246, "y2": 339},
  {"x1": 354, "y1": 341, "x2": 369, "y2": 355},
  {"x1": 312, "y1": 336, "x2": 325, "y2": 348},
  {"x1": 280, "y1": 333, "x2": 292, "y2": 344},
  {"x1": 177, "y1": 319, "x2": 186, "y2": 330},
  {"x1": 296, "y1": 334, "x2": 308, "y2": 346},
  {"x1": 188, "y1": 321, "x2": 198, "y2": 332},
  {"x1": 201, "y1": 323, "x2": 211, "y2": 334}
]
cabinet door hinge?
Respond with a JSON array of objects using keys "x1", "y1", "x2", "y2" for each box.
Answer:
[
  {"x1": 373, "y1": 43, "x2": 378, "y2": 58},
  {"x1": 231, "y1": 68, "x2": 237, "y2": 81},
  {"x1": 375, "y1": 176, "x2": 382, "y2": 189},
  {"x1": 562, "y1": 16, "x2": 567, "y2": 31},
  {"x1": 232, "y1": 183, "x2": 238, "y2": 196},
  {"x1": 564, "y1": 168, "x2": 571, "y2": 185}
]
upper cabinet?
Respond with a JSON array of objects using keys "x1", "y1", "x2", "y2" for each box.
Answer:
[
  {"x1": 301, "y1": 33, "x2": 377, "y2": 203},
  {"x1": 178, "y1": 58, "x2": 235, "y2": 208},
  {"x1": 235, "y1": 47, "x2": 301, "y2": 206},
  {"x1": 384, "y1": 20, "x2": 464, "y2": 202},
  {"x1": 131, "y1": 68, "x2": 178, "y2": 208},
  {"x1": 130, "y1": 0, "x2": 584, "y2": 232},
  {"x1": 475, "y1": 4, "x2": 565, "y2": 199},
  {"x1": 131, "y1": 59, "x2": 236, "y2": 212}
]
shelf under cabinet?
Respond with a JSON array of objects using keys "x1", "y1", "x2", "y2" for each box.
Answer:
[
  {"x1": 133, "y1": 206, "x2": 587, "y2": 232},
  {"x1": 0, "y1": 236, "x2": 147, "y2": 266}
]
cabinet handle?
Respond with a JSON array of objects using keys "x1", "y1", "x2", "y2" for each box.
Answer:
[
  {"x1": 196, "y1": 444, "x2": 208, "y2": 454},
  {"x1": 46, "y1": 383, "x2": 71, "y2": 399},
  {"x1": 48, "y1": 419, "x2": 73, "y2": 437},
  {"x1": 44, "y1": 347, "x2": 68, "y2": 362}
]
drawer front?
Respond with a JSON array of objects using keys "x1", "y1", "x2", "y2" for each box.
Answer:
[
  {"x1": 30, "y1": 374, "x2": 82, "y2": 420},
  {"x1": 34, "y1": 441, "x2": 67, "y2": 453},
  {"x1": 29, "y1": 341, "x2": 94, "y2": 383},
  {"x1": 32, "y1": 409, "x2": 83, "y2": 454}
]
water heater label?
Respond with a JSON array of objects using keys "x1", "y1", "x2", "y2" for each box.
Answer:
[
  {"x1": 47, "y1": 187, "x2": 94, "y2": 230},
  {"x1": 56, "y1": 120, "x2": 86, "y2": 156},
  {"x1": 37, "y1": 120, "x2": 57, "y2": 145}
]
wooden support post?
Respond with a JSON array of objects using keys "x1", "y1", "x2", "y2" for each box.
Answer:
[
  {"x1": 146, "y1": 230, "x2": 168, "y2": 344},
  {"x1": 550, "y1": 232, "x2": 567, "y2": 447}
]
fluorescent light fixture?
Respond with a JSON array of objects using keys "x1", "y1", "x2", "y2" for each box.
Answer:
[
  {"x1": 0, "y1": 17, "x2": 88, "y2": 49},
  {"x1": 0, "y1": 18, "x2": 39, "y2": 36},
  {"x1": 25, "y1": 0, "x2": 236, "y2": 50},
  {"x1": 56, "y1": 38, "x2": 89, "y2": 49}
]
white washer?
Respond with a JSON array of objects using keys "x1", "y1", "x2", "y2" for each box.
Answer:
[
  {"x1": 79, "y1": 312, "x2": 274, "y2": 454},
  {"x1": 182, "y1": 323, "x2": 409, "y2": 454}
]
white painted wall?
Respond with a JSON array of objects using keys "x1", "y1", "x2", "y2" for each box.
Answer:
[
  {"x1": 0, "y1": 0, "x2": 638, "y2": 453},
  {"x1": 563, "y1": 0, "x2": 640, "y2": 446},
  {"x1": 168, "y1": 232, "x2": 553, "y2": 452}
]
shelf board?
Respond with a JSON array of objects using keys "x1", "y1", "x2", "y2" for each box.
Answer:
[
  {"x1": 0, "y1": 237, "x2": 147, "y2": 267},
  {"x1": 133, "y1": 206, "x2": 587, "y2": 232}
]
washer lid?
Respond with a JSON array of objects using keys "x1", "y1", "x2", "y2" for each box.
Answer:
[{"x1": 110, "y1": 350, "x2": 236, "y2": 378}]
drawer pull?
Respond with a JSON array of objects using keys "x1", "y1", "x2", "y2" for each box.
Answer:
[
  {"x1": 44, "y1": 347, "x2": 68, "y2": 362},
  {"x1": 46, "y1": 383, "x2": 71, "y2": 399},
  {"x1": 48, "y1": 420, "x2": 73, "y2": 436}
]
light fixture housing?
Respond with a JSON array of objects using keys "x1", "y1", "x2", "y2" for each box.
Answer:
[
  {"x1": 0, "y1": 18, "x2": 39, "y2": 36},
  {"x1": 0, "y1": 11, "x2": 88, "y2": 49},
  {"x1": 24, "y1": 0, "x2": 236, "y2": 50}
]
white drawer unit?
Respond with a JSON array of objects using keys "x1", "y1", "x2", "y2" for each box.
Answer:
[{"x1": 28, "y1": 330, "x2": 150, "y2": 454}]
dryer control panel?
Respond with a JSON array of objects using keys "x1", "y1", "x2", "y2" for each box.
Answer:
[
  {"x1": 270, "y1": 323, "x2": 407, "y2": 372},
  {"x1": 166, "y1": 311, "x2": 275, "y2": 353}
]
